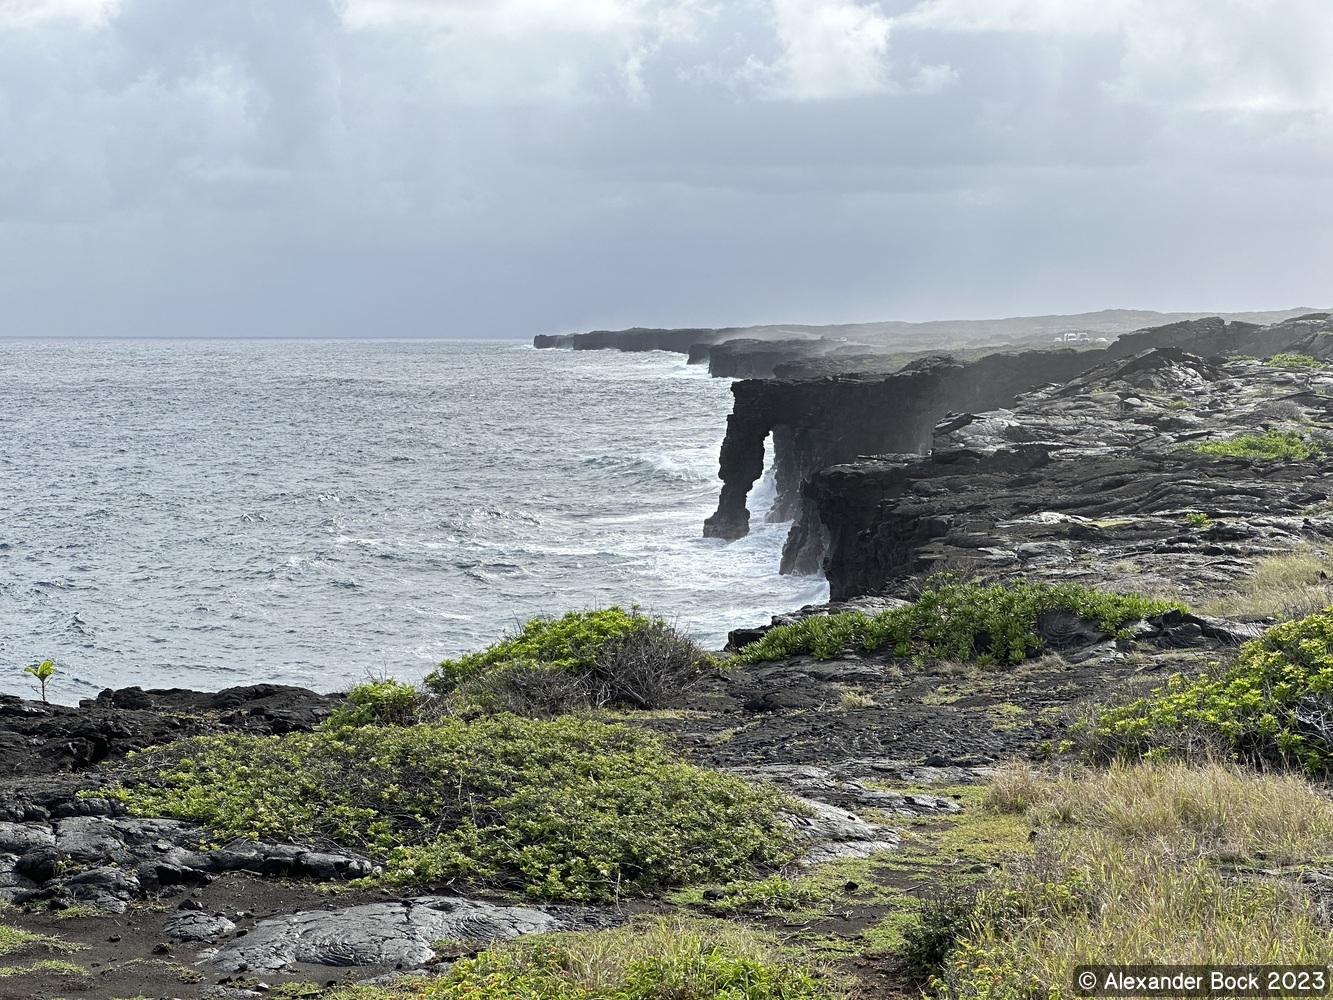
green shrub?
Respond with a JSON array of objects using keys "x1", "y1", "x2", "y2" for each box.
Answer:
[
  {"x1": 898, "y1": 887, "x2": 979, "y2": 981},
  {"x1": 426, "y1": 608, "x2": 712, "y2": 714},
  {"x1": 1184, "y1": 511, "x2": 1211, "y2": 528},
  {"x1": 323, "y1": 679, "x2": 422, "y2": 730},
  {"x1": 679, "y1": 874, "x2": 819, "y2": 916},
  {"x1": 1085, "y1": 608, "x2": 1333, "y2": 773},
  {"x1": 105, "y1": 716, "x2": 797, "y2": 901},
  {"x1": 736, "y1": 581, "x2": 1182, "y2": 666},
  {"x1": 1189, "y1": 430, "x2": 1320, "y2": 460},
  {"x1": 427, "y1": 608, "x2": 647, "y2": 691},
  {"x1": 1265, "y1": 353, "x2": 1325, "y2": 368}
]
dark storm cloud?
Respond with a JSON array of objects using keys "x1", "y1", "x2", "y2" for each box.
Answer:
[{"x1": 0, "y1": 0, "x2": 1329, "y2": 337}]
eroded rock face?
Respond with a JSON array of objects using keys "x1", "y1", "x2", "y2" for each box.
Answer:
[
  {"x1": 703, "y1": 350, "x2": 1112, "y2": 541},
  {"x1": 705, "y1": 338, "x2": 847, "y2": 379},
  {"x1": 703, "y1": 314, "x2": 1333, "y2": 567},
  {"x1": 807, "y1": 347, "x2": 1333, "y2": 601}
]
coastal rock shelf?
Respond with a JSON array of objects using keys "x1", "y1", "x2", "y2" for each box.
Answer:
[
  {"x1": 808, "y1": 344, "x2": 1333, "y2": 602},
  {"x1": 702, "y1": 313, "x2": 1333, "y2": 574}
]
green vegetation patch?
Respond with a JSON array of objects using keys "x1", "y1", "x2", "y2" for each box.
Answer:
[
  {"x1": 736, "y1": 581, "x2": 1181, "y2": 665},
  {"x1": 1084, "y1": 608, "x2": 1333, "y2": 773},
  {"x1": 1265, "y1": 353, "x2": 1326, "y2": 368},
  {"x1": 269, "y1": 919, "x2": 841, "y2": 1000},
  {"x1": 0, "y1": 924, "x2": 78, "y2": 958},
  {"x1": 1189, "y1": 429, "x2": 1321, "y2": 460},
  {"x1": 105, "y1": 715, "x2": 798, "y2": 901},
  {"x1": 424, "y1": 608, "x2": 714, "y2": 714},
  {"x1": 0, "y1": 958, "x2": 87, "y2": 979},
  {"x1": 324, "y1": 678, "x2": 423, "y2": 730},
  {"x1": 673, "y1": 874, "x2": 819, "y2": 916}
]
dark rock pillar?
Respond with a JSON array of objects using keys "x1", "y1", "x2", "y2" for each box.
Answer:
[{"x1": 703, "y1": 410, "x2": 770, "y2": 539}]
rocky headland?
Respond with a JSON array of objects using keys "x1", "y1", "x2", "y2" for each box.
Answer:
[
  {"x1": 705, "y1": 313, "x2": 1333, "y2": 570},
  {"x1": 6, "y1": 312, "x2": 1333, "y2": 997}
]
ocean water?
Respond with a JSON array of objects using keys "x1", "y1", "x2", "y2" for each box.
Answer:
[{"x1": 0, "y1": 339, "x2": 827, "y2": 702}]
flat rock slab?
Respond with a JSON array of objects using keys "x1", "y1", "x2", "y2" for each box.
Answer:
[
  {"x1": 203, "y1": 896, "x2": 566, "y2": 973},
  {"x1": 785, "y1": 797, "x2": 899, "y2": 864},
  {"x1": 742, "y1": 762, "x2": 961, "y2": 816},
  {"x1": 164, "y1": 910, "x2": 238, "y2": 942}
]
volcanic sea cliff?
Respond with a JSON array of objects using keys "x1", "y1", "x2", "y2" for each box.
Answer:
[{"x1": 3, "y1": 313, "x2": 1333, "y2": 996}]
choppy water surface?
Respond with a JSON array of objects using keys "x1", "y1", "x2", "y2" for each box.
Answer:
[{"x1": 0, "y1": 340, "x2": 826, "y2": 701}]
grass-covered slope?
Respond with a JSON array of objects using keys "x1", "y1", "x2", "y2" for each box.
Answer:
[
  {"x1": 737, "y1": 580, "x2": 1182, "y2": 666},
  {"x1": 919, "y1": 762, "x2": 1333, "y2": 997},
  {"x1": 106, "y1": 715, "x2": 798, "y2": 901}
]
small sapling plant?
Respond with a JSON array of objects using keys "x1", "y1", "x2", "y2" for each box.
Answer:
[{"x1": 23, "y1": 658, "x2": 55, "y2": 704}]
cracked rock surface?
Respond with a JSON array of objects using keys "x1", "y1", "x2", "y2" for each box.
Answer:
[{"x1": 201, "y1": 896, "x2": 609, "y2": 973}]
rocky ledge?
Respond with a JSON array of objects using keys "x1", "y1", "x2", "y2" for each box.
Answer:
[
  {"x1": 803, "y1": 346, "x2": 1333, "y2": 602},
  {"x1": 704, "y1": 313, "x2": 1333, "y2": 568}
]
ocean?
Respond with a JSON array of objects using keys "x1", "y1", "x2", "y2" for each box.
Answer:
[{"x1": 0, "y1": 339, "x2": 827, "y2": 702}]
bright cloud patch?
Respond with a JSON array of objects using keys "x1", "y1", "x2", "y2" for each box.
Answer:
[{"x1": 753, "y1": 0, "x2": 894, "y2": 100}]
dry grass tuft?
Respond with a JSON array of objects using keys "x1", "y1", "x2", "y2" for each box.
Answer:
[
  {"x1": 989, "y1": 759, "x2": 1333, "y2": 864},
  {"x1": 837, "y1": 688, "x2": 876, "y2": 711},
  {"x1": 1201, "y1": 550, "x2": 1333, "y2": 620},
  {"x1": 932, "y1": 761, "x2": 1333, "y2": 995}
]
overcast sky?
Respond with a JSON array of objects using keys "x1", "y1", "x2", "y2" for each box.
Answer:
[{"x1": 1, "y1": 0, "x2": 1330, "y2": 337}]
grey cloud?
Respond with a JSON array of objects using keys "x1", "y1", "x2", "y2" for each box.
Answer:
[{"x1": 0, "y1": 0, "x2": 1329, "y2": 337}]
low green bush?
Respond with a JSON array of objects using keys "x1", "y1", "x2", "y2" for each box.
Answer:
[
  {"x1": 678, "y1": 874, "x2": 819, "y2": 916},
  {"x1": 425, "y1": 608, "x2": 713, "y2": 714},
  {"x1": 105, "y1": 716, "x2": 797, "y2": 901},
  {"x1": 736, "y1": 581, "x2": 1182, "y2": 665},
  {"x1": 427, "y1": 608, "x2": 647, "y2": 691},
  {"x1": 897, "y1": 887, "x2": 979, "y2": 981},
  {"x1": 1085, "y1": 609, "x2": 1333, "y2": 773},
  {"x1": 323, "y1": 679, "x2": 422, "y2": 730},
  {"x1": 1265, "y1": 353, "x2": 1325, "y2": 368},
  {"x1": 1190, "y1": 429, "x2": 1321, "y2": 460}
]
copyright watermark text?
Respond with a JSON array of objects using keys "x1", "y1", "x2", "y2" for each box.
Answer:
[{"x1": 1074, "y1": 966, "x2": 1329, "y2": 997}]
